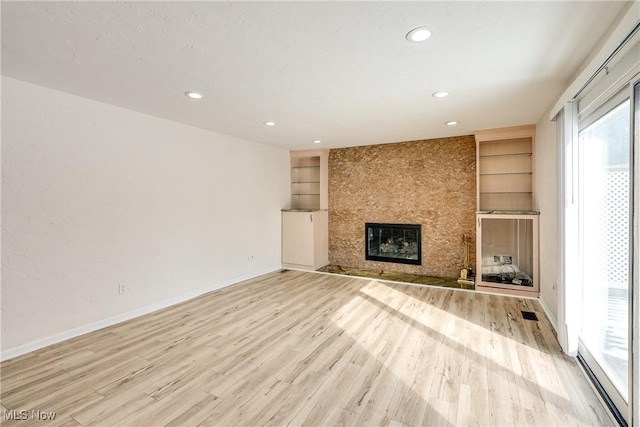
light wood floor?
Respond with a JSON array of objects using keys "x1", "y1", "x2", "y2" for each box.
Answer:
[{"x1": 1, "y1": 270, "x2": 612, "y2": 426}]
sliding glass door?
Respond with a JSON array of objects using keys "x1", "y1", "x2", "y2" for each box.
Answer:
[{"x1": 577, "y1": 85, "x2": 634, "y2": 422}]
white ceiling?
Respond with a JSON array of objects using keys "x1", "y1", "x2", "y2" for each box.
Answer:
[{"x1": 1, "y1": 1, "x2": 630, "y2": 149}]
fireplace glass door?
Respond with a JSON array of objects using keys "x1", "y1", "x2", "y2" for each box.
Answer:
[{"x1": 365, "y1": 223, "x2": 421, "y2": 265}]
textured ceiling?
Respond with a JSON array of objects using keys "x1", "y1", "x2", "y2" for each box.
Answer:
[{"x1": 1, "y1": 1, "x2": 630, "y2": 149}]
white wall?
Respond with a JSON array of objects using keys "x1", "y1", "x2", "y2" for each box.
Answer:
[
  {"x1": 1, "y1": 77, "x2": 290, "y2": 358},
  {"x1": 534, "y1": 108, "x2": 559, "y2": 327}
]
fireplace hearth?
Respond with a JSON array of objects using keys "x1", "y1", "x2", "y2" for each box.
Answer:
[{"x1": 365, "y1": 223, "x2": 421, "y2": 265}]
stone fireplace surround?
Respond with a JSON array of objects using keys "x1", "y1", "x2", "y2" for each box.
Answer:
[{"x1": 328, "y1": 135, "x2": 477, "y2": 278}]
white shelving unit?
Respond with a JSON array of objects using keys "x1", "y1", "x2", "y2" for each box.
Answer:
[
  {"x1": 290, "y1": 149, "x2": 328, "y2": 210},
  {"x1": 291, "y1": 158, "x2": 321, "y2": 210},
  {"x1": 474, "y1": 125, "x2": 539, "y2": 297},
  {"x1": 282, "y1": 148, "x2": 329, "y2": 271},
  {"x1": 476, "y1": 125, "x2": 535, "y2": 211}
]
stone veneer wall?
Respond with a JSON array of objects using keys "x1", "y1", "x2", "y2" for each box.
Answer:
[{"x1": 329, "y1": 135, "x2": 476, "y2": 278}]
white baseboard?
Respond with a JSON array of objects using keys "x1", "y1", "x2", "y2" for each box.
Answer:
[
  {"x1": 0, "y1": 265, "x2": 282, "y2": 361},
  {"x1": 538, "y1": 294, "x2": 558, "y2": 332}
]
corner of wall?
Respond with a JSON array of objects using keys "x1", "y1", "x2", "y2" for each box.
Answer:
[{"x1": 538, "y1": 290, "x2": 558, "y2": 332}]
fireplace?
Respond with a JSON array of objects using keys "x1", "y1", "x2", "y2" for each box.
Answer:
[{"x1": 365, "y1": 223, "x2": 421, "y2": 265}]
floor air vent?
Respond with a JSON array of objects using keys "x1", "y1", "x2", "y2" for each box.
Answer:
[{"x1": 521, "y1": 311, "x2": 538, "y2": 321}]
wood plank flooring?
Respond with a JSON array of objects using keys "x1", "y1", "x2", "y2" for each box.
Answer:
[{"x1": 0, "y1": 270, "x2": 612, "y2": 426}]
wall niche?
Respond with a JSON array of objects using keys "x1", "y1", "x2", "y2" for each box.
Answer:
[{"x1": 328, "y1": 135, "x2": 476, "y2": 278}]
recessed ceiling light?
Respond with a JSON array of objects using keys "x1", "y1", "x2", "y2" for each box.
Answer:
[
  {"x1": 445, "y1": 121, "x2": 458, "y2": 126},
  {"x1": 264, "y1": 121, "x2": 276, "y2": 126},
  {"x1": 432, "y1": 91, "x2": 450, "y2": 98},
  {"x1": 406, "y1": 27, "x2": 432, "y2": 42},
  {"x1": 313, "y1": 140, "x2": 322, "y2": 144},
  {"x1": 185, "y1": 91, "x2": 203, "y2": 99}
]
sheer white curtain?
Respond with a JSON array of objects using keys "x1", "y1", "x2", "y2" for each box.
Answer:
[{"x1": 556, "y1": 103, "x2": 581, "y2": 356}]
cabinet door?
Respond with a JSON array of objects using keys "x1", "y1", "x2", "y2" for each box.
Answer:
[
  {"x1": 282, "y1": 212, "x2": 315, "y2": 266},
  {"x1": 476, "y1": 214, "x2": 539, "y2": 296}
]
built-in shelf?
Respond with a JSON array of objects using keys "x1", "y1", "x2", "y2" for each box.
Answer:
[
  {"x1": 474, "y1": 125, "x2": 539, "y2": 298},
  {"x1": 289, "y1": 149, "x2": 328, "y2": 211},
  {"x1": 480, "y1": 172, "x2": 532, "y2": 176},
  {"x1": 475, "y1": 126, "x2": 535, "y2": 211},
  {"x1": 479, "y1": 152, "x2": 533, "y2": 158},
  {"x1": 479, "y1": 191, "x2": 533, "y2": 194},
  {"x1": 283, "y1": 149, "x2": 329, "y2": 271}
]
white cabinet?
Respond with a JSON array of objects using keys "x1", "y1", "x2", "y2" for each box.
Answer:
[
  {"x1": 282, "y1": 210, "x2": 328, "y2": 270},
  {"x1": 475, "y1": 213, "x2": 539, "y2": 297}
]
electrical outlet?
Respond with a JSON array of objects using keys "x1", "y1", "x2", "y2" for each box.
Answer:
[{"x1": 119, "y1": 283, "x2": 127, "y2": 295}]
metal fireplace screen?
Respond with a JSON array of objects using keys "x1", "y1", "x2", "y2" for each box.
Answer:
[{"x1": 365, "y1": 223, "x2": 421, "y2": 265}]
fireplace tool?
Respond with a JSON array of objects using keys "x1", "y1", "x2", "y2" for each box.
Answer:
[{"x1": 459, "y1": 233, "x2": 473, "y2": 281}]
